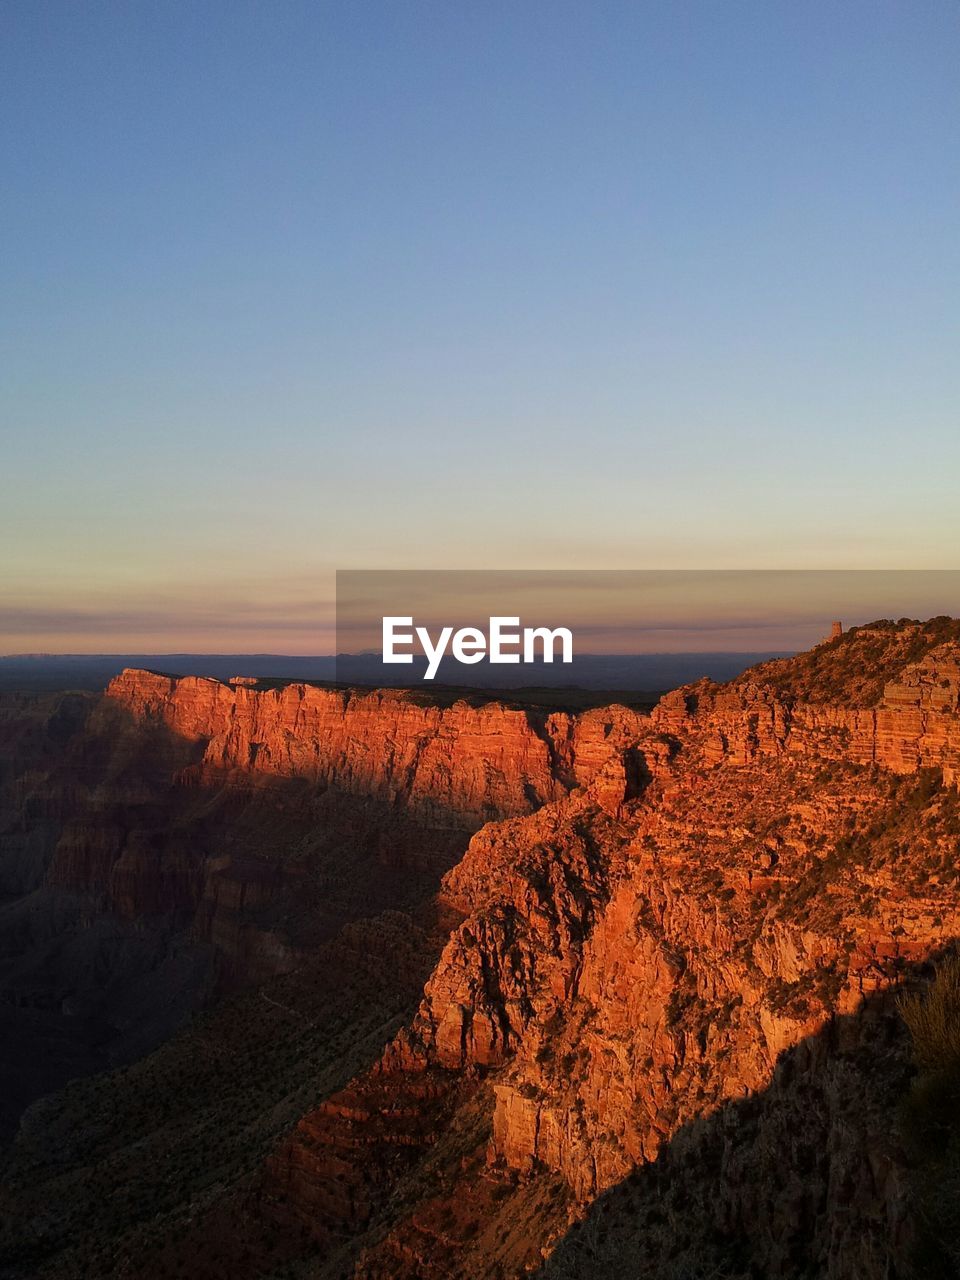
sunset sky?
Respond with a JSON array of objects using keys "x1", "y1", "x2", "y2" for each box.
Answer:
[{"x1": 2, "y1": 2, "x2": 959, "y2": 653}]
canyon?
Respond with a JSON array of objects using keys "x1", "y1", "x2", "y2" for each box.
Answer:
[{"x1": 2, "y1": 617, "x2": 960, "y2": 1278}]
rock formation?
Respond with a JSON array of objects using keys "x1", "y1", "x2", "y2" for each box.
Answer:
[
  {"x1": 264, "y1": 630, "x2": 960, "y2": 1278},
  {"x1": 4, "y1": 621, "x2": 960, "y2": 1278}
]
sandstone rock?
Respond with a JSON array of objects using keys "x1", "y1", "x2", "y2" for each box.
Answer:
[
  {"x1": 8, "y1": 624, "x2": 960, "y2": 1278},
  {"x1": 261, "y1": 628, "x2": 960, "y2": 1277}
]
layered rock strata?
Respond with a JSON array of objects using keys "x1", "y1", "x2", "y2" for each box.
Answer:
[{"x1": 265, "y1": 641, "x2": 960, "y2": 1278}]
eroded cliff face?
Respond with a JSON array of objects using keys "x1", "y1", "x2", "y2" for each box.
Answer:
[
  {"x1": 6, "y1": 631, "x2": 960, "y2": 1279},
  {"x1": 35, "y1": 671, "x2": 632, "y2": 954},
  {"x1": 103, "y1": 669, "x2": 645, "y2": 825},
  {"x1": 262, "y1": 638, "x2": 960, "y2": 1279},
  {"x1": 652, "y1": 639, "x2": 960, "y2": 783},
  {"x1": 0, "y1": 672, "x2": 643, "y2": 1147}
]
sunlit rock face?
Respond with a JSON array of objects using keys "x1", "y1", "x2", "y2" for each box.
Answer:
[
  {"x1": 0, "y1": 670, "x2": 642, "y2": 1145},
  {"x1": 6, "y1": 622, "x2": 960, "y2": 1279},
  {"x1": 104, "y1": 668, "x2": 646, "y2": 824},
  {"x1": 266, "y1": 627, "x2": 960, "y2": 1279}
]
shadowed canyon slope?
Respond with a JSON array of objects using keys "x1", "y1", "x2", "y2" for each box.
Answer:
[
  {"x1": 3, "y1": 618, "x2": 960, "y2": 1278},
  {"x1": 0, "y1": 672, "x2": 636, "y2": 1141}
]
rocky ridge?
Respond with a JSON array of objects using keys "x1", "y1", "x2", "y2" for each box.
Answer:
[
  {"x1": 105, "y1": 668, "x2": 646, "y2": 825},
  {"x1": 3, "y1": 627, "x2": 960, "y2": 1278},
  {"x1": 262, "y1": 634, "x2": 960, "y2": 1278},
  {"x1": 0, "y1": 673, "x2": 636, "y2": 1152}
]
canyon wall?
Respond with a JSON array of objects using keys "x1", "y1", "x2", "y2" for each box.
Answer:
[
  {"x1": 652, "y1": 641, "x2": 960, "y2": 783},
  {"x1": 0, "y1": 671, "x2": 645, "y2": 1149},
  {"x1": 264, "y1": 641, "x2": 960, "y2": 1278},
  {"x1": 6, "y1": 633, "x2": 960, "y2": 1278},
  {"x1": 104, "y1": 669, "x2": 647, "y2": 824}
]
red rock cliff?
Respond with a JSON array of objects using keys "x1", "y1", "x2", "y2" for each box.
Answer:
[
  {"x1": 104, "y1": 669, "x2": 646, "y2": 825},
  {"x1": 265, "y1": 637, "x2": 960, "y2": 1278}
]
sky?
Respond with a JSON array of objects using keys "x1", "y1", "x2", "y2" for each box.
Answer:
[
  {"x1": 1, "y1": 1, "x2": 959, "y2": 653},
  {"x1": 337, "y1": 570, "x2": 960, "y2": 654}
]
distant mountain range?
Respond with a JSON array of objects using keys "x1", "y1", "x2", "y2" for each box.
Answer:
[{"x1": 0, "y1": 650, "x2": 794, "y2": 693}]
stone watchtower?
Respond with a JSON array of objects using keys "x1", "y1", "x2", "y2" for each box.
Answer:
[{"x1": 830, "y1": 621, "x2": 843, "y2": 641}]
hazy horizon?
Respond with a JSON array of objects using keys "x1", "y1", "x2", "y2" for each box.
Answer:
[
  {"x1": 3, "y1": 3, "x2": 959, "y2": 653},
  {"x1": 0, "y1": 648, "x2": 797, "y2": 694}
]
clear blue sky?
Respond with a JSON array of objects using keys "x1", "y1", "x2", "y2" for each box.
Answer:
[{"x1": 1, "y1": 1, "x2": 958, "y2": 651}]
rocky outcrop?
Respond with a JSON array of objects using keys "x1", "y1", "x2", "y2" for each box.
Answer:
[
  {"x1": 104, "y1": 669, "x2": 645, "y2": 826},
  {"x1": 7, "y1": 625, "x2": 960, "y2": 1279},
  {"x1": 540, "y1": 992, "x2": 915, "y2": 1280},
  {"x1": 0, "y1": 678, "x2": 543, "y2": 1141},
  {"x1": 651, "y1": 642, "x2": 960, "y2": 783},
  {"x1": 262, "y1": 635, "x2": 960, "y2": 1278},
  {"x1": 0, "y1": 673, "x2": 648, "y2": 1151},
  {"x1": 29, "y1": 672, "x2": 645, "y2": 972}
]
